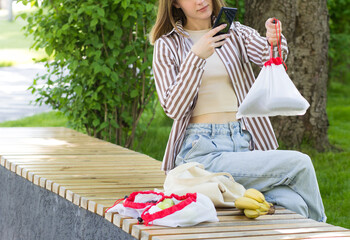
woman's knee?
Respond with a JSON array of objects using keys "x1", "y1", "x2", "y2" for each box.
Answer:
[{"x1": 290, "y1": 151, "x2": 314, "y2": 172}]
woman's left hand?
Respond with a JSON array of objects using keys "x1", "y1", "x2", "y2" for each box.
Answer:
[{"x1": 265, "y1": 18, "x2": 282, "y2": 46}]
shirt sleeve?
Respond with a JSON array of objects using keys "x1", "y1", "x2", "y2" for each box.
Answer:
[
  {"x1": 234, "y1": 22, "x2": 288, "y2": 67},
  {"x1": 153, "y1": 37, "x2": 206, "y2": 120}
]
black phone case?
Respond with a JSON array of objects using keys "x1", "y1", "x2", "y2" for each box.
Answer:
[{"x1": 212, "y1": 7, "x2": 237, "y2": 48}]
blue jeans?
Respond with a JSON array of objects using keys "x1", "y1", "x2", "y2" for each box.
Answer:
[{"x1": 175, "y1": 121, "x2": 327, "y2": 222}]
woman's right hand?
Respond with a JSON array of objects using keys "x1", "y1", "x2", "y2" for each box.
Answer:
[{"x1": 191, "y1": 24, "x2": 231, "y2": 59}]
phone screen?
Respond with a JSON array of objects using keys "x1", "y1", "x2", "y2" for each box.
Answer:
[
  {"x1": 216, "y1": 11, "x2": 230, "y2": 34},
  {"x1": 213, "y1": 7, "x2": 237, "y2": 36}
]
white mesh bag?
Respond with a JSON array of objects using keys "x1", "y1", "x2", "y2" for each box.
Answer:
[
  {"x1": 105, "y1": 190, "x2": 164, "y2": 219},
  {"x1": 236, "y1": 20, "x2": 309, "y2": 118},
  {"x1": 140, "y1": 193, "x2": 219, "y2": 227}
]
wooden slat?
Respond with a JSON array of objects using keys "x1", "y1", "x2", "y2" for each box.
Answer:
[
  {"x1": 139, "y1": 222, "x2": 331, "y2": 240},
  {"x1": 151, "y1": 227, "x2": 350, "y2": 240},
  {"x1": 4, "y1": 161, "x2": 160, "y2": 166},
  {"x1": 122, "y1": 213, "x2": 308, "y2": 237},
  {"x1": 20, "y1": 173, "x2": 165, "y2": 181},
  {"x1": 3, "y1": 154, "x2": 146, "y2": 160},
  {"x1": 113, "y1": 214, "x2": 133, "y2": 228},
  {"x1": 200, "y1": 231, "x2": 350, "y2": 240},
  {"x1": 0, "y1": 156, "x2": 6, "y2": 166},
  {"x1": 0, "y1": 150, "x2": 140, "y2": 155},
  {"x1": 131, "y1": 218, "x2": 314, "y2": 240}
]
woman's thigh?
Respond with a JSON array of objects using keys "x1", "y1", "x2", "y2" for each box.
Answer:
[{"x1": 185, "y1": 148, "x2": 313, "y2": 192}]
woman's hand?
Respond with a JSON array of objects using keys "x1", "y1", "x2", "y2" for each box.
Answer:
[
  {"x1": 191, "y1": 24, "x2": 230, "y2": 59},
  {"x1": 265, "y1": 18, "x2": 283, "y2": 46}
]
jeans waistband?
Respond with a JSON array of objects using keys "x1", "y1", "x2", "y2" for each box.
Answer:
[{"x1": 185, "y1": 121, "x2": 242, "y2": 136}]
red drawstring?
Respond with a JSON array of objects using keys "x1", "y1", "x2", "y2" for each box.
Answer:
[
  {"x1": 271, "y1": 18, "x2": 287, "y2": 71},
  {"x1": 105, "y1": 198, "x2": 124, "y2": 213}
]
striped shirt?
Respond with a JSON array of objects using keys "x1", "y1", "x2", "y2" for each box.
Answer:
[{"x1": 153, "y1": 21, "x2": 288, "y2": 172}]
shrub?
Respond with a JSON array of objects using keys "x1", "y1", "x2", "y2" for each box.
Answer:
[{"x1": 18, "y1": 0, "x2": 157, "y2": 148}]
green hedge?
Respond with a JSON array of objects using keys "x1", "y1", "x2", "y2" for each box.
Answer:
[{"x1": 18, "y1": 0, "x2": 157, "y2": 148}]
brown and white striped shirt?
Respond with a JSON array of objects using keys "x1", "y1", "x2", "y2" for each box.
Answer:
[{"x1": 153, "y1": 21, "x2": 288, "y2": 172}]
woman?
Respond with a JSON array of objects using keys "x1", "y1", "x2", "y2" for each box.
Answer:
[{"x1": 149, "y1": 0, "x2": 326, "y2": 222}]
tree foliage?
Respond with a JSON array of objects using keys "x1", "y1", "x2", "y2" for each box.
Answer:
[
  {"x1": 18, "y1": 0, "x2": 157, "y2": 148},
  {"x1": 328, "y1": 0, "x2": 350, "y2": 84},
  {"x1": 226, "y1": 0, "x2": 245, "y2": 22}
]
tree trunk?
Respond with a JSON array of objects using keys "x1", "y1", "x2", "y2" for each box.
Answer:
[{"x1": 244, "y1": 0, "x2": 331, "y2": 151}]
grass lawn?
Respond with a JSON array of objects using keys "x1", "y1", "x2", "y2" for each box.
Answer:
[
  {"x1": 0, "y1": 111, "x2": 69, "y2": 127},
  {"x1": 0, "y1": 10, "x2": 47, "y2": 65},
  {"x1": 306, "y1": 81, "x2": 350, "y2": 228},
  {"x1": 0, "y1": 16, "x2": 32, "y2": 49}
]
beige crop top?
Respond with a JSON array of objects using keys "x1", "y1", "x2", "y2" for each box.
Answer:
[{"x1": 185, "y1": 28, "x2": 238, "y2": 117}]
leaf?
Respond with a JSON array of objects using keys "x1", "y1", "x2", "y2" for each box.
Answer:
[
  {"x1": 74, "y1": 85, "x2": 83, "y2": 95},
  {"x1": 61, "y1": 24, "x2": 69, "y2": 31},
  {"x1": 146, "y1": 3, "x2": 154, "y2": 12},
  {"x1": 107, "y1": 57, "x2": 116, "y2": 68},
  {"x1": 17, "y1": 12, "x2": 28, "y2": 20},
  {"x1": 124, "y1": 45, "x2": 133, "y2": 53},
  {"x1": 98, "y1": 122, "x2": 109, "y2": 131},
  {"x1": 115, "y1": 27, "x2": 123, "y2": 38},
  {"x1": 77, "y1": 7, "x2": 85, "y2": 15},
  {"x1": 90, "y1": 19, "x2": 98, "y2": 28},
  {"x1": 130, "y1": 89, "x2": 138, "y2": 98},
  {"x1": 111, "y1": 120, "x2": 119, "y2": 128},
  {"x1": 111, "y1": 72, "x2": 119, "y2": 82},
  {"x1": 107, "y1": 40, "x2": 115, "y2": 49},
  {"x1": 121, "y1": 0, "x2": 130, "y2": 9},
  {"x1": 92, "y1": 62, "x2": 102, "y2": 74},
  {"x1": 45, "y1": 46, "x2": 53, "y2": 56},
  {"x1": 96, "y1": 85, "x2": 104, "y2": 93},
  {"x1": 103, "y1": 66, "x2": 111, "y2": 76},
  {"x1": 97, "y1": 8, "x2": 105, "y2": 17},
  {"x1": 93, "y1": 119, "x2": 100, "y2": 127},
  {"x1": 123, "y1": 12, "x2": 130, "y2": 21}
]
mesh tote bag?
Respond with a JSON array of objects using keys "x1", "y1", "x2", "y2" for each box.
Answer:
[
  {"x1": 163, "y1": 162, "x2": 246, "y2": 207},
  {"x1": 105, "y1": 190, "x2": 164, "y2": 218},
  {"x1": 236, "y1": 19, "x2": 310, "y2": 118},
  {"x1": 140, "y1": 193, "x2": 219, "y2": 227}
]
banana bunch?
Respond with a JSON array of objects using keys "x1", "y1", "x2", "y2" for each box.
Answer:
[{"x1": 234, "y1": 188, "x2": 275, "y2": 219}]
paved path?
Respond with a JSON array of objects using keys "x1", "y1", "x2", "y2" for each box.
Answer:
[{"x1": 0, "y1": 63, "x2": 52, "y2": 123}]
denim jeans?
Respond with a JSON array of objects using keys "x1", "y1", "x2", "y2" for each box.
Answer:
[{"x1": 175, "y1": 121, "x2": 327, "y2": 222}]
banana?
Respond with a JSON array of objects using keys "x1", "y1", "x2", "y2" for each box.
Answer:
[
  {"x1": 234, "y1": 197, "x2": 260, "y2": 210},
  {"x1": 257, "y1": 208, "x2": 268, "y2": 215},
  {"x1": 263, "y1": 200, "x2": 271, "y2": 208},
  {"x1": 244, "y1": 209, "x2": 260, "y2": 218},
  {"x1": 244, "y1": 188, "x2": 265, "y2": 203},
  {"x1": 259, "y1": 201, "x2": 270, "y2": 212},
  {"x1": 236, "y1": 190, "x2": 275, "y2": 219}
]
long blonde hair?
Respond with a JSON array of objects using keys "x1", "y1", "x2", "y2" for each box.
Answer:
[{"x1": 149, "y1": 0, "x2": 227, "y2": 45}]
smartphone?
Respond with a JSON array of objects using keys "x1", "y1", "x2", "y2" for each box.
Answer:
[{"x1": 212, "y1": 7, "x2": 237, "y2": 48}]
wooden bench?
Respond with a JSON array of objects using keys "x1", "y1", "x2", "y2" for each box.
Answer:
[{"x1": 0, "y1": 127, "x2": 349, "y2": 239}]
